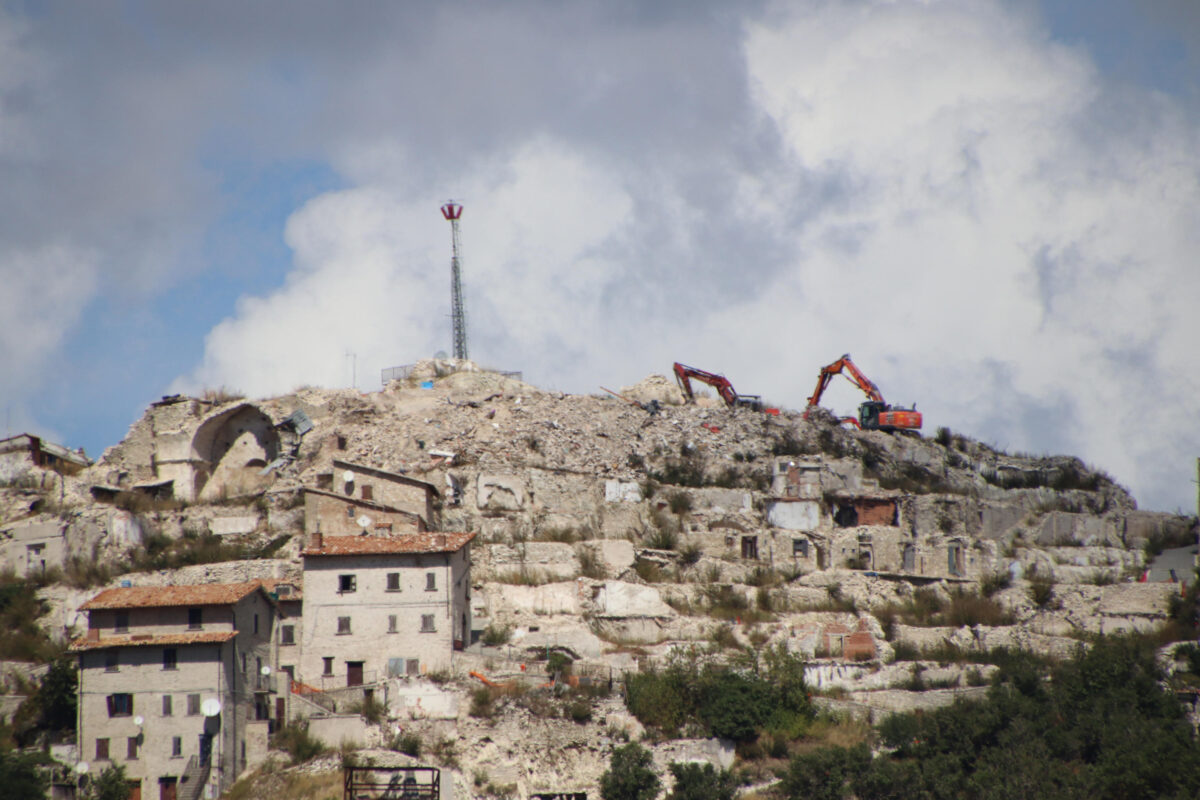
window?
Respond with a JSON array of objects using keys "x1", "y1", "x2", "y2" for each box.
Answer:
[
  {"x1": 163, "y1": 648, "x2": 177, "y2": 670},
  {"x1": 323, "y1": 657, "x2": 334, "y2": 676},
  {"x1": 386, "y1": 572, "x2": 401, "y2": 592},
  {"x1": 280, "y1": 625, "x2": 295, "y2": 646},
  {"x1": 104, "y1": 650, "x2": 118, "y2": 672},
  {"x1": 107, "y1": 693, "x2": 133, "y2": 717},
  {"x1": 127, "y1": 737, "x2": 139, "y2": 760},
  {"x1": 337, "y1": 616, "x2": 352, "y2": 635},
  {"x1": 171, "y1": 736, "x2": 182, "y2": 758},
  {"x1": 425, "y1": 572, "x2": 436, "y2": 591},
  {"x1": 254, "y1": 613, "x2": 259, "y2": 634},
  {"x1": 346, "y1": 505, "x2": 355, "y2": 518},
  {"x1": 162, "y1": 695, "x2": 173, "y2": 717},
  {"x1": 420, "y1": 614, "x2": 436, "y2": 633},
  {"x1": 387, "y1": 615, "x2": 398, "y2": 633},
  {"x1": 187, "y1": 694, "x2": 201, "y2": 716},
  {"x1": 188, "y1": 607, "x2": 203, "y2": 630},
  {"x1": 95, "y1": 738, "x2": 109, "y2": 760},
  {"x1": 361, "y1": 484, "x2": 373, "y2": 501},
  {"x1": 339, "y1": 574, "x2": 357, "y2": 593},
  {"x1": 793, "y1": 539, "x2": 809, "y2": 558},
  {"x1": 241, "y1": 653, "x2": 246, "y2": 674},
  {"x1": 114, "y1": 612, "x2": 129, "y2": 633}
]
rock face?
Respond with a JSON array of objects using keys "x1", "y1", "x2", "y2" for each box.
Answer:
[{"x1": 2, "y1": 363, "x2": 1197, "y2": 799}]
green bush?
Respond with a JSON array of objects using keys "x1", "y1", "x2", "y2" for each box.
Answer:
[
  {"x1": 600, "y1": 743, "x2": 660, "y2": 800},
  {"x1": 481, "y1": 624, "x2": 512, "y2": 646},
  {"x1": 666, "y1": 762, "x2": 737, "y2": 800},
  {"x1": 271, "y1": 722, "x2": 326, "y2": 764},
  {"x1": 782, "y1": 635, "x2": 1200, "y2": 799},
  {"x1": 0, "y1": 749, "x2": 47, "y2": 800}
]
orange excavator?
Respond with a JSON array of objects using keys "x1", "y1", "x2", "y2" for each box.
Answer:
[
  {"x1": 805, "y1": 354, "x2": 922, "y2": 432},
  {"x1": 673, "y1": 362, "x2": 766, "y2": 412}
]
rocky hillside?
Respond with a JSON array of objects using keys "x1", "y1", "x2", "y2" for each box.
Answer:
[{"x1": 2, "y1": 359, "x2": 1197, "y2": 798}]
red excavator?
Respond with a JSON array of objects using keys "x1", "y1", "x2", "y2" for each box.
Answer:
[
  {"x1": 805, "y1": 354, "x2": 922, "y2": 432},
  {"x1": 673, "y1": 362, "x2": 766, "y2": 412}
]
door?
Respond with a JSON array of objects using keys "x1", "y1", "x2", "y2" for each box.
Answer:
[
  {"x1": 347, "y1": 661, "x2": 364, "y2": 687},
  {"x1": 128, "y1": 780, "x2": 142, "y2": 800},
  {"x1": 902, "y1": 545, "x2": 916, "y2": 572},
  {"x1": 159, "y1": 777, "x2": 178, "y2": 800},
  {"x1": 199, "y1": 734, "x2": 213, "y2": 766}
]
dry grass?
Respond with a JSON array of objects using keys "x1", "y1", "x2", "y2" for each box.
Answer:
[{"x1": 223, "y1": 763, "x2": 341, "y2": 800}]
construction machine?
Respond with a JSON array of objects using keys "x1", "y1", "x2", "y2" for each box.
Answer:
[
  {"x1": 805, "y1": 353, "x2": 922, "y2": 432},
  {"x1": 673, "y1": 362, "x2": 766, "y2": 412}
]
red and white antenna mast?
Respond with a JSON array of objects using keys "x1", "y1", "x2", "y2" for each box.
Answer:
[{"x1": 440, "y1": 201, "x2": 468, "y2": 361}]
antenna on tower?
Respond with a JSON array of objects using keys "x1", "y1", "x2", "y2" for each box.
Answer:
[{"x1": 441, "y1": 201, "x2": 469, "y2": 361}]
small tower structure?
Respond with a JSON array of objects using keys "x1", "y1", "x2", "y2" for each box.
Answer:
[{"x1": 441, "y1": 201, "x2": 468, "y2": 361}]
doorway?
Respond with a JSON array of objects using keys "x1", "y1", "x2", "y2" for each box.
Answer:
[{"x1": 347, "y1": 661, "x2": 364, "y2": 687}]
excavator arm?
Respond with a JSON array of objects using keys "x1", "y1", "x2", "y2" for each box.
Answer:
[
  {"x1": 672, "y1": 362, "x2": 764, "y2": 411},
  {"x1": 674, "y1": 362, "x2": 739, "y2": 407}
]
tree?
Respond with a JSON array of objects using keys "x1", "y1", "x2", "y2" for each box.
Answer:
[
  {"x1": 36, "y1": 656, "x2": 78, "y2": 732},
  {"x1": 0, "y1": 748, "x2": 47, "y2": 800},
  {"x1": 600, "y1": 743, "x2": 661, "y2": 800},
  {"x1": 89, "y1": 763, "x2": 130, "y2": 800},
  {"x1": 666, "y1": 762, "x2": 736, "y2": 800}
]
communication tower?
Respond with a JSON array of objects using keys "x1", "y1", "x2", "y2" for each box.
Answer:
[{"x1": 441, "y1": 201, "x2": 468, "y2": 361}]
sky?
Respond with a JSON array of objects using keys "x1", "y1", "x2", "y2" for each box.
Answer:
[{"x1": 1, "y1": 0, "x2": 1198, "y2": 512}]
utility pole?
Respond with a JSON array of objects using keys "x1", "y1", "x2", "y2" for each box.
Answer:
[{"x1": 441, "y1": 201, "x2": 469, "y2": 361}]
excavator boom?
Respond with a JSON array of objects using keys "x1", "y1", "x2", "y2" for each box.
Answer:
[{"x1": 673, "y1": 362, "x2": 764, "y2": 411}]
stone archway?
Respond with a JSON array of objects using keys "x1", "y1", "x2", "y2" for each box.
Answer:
[{"x1": 191, "y1": 403, "x2": 280, "y2": 501}]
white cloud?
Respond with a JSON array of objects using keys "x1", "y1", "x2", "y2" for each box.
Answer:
[{"x1": 173, "y1": 0, "x2": 1200, "y2": 510}]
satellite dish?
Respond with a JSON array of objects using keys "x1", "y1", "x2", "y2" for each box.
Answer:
[
  {"x1": 133, "y1": 715, "x2": 144, "y2": 726},
  {"x1": 260, "y1": 665, "x2": 272, "y2": 676},
  {"x1": 343, "y1": 470, "x2": 355, "y2": 483},
  {"x1": 75, "y1": 762, "x2": 90, "y2": 775},
  {"x1": 357, "y1": 515, "x2": 371, "y2": 529},
  {"x1": 200, "y1": 698, "x2": 222, "y2": 717},
  {"x1": 434, "y1": 350, "x2": 448, "y2": 360}
]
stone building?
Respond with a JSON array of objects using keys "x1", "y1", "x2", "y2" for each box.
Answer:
[
  {"x1": 298, "y1": 531, "x2": 475, "y2": 687},
  {"x1": 0, "y1": 433, "x2": 91, "y2": 481},
  {"x1": 308, "y1": 460, "x2": 440, "y2": 532},
  {"x1": 69, "y1": 583, "x2": 277, "y2": 800}
]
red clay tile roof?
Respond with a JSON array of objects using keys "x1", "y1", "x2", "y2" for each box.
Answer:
[
  {"x1": 302, "y1": 532, "x2": 476, "y2": 556},
  {"x1": 80, "y1": 582, "x2": 264, "y2": 610},
  {"x1": 68, "y1": 631, "x2": 237, "y2": 652}
]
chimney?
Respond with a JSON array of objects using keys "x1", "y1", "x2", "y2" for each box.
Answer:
[
  {"x1": 310, "y1": 531, "x2": 324, "y2": 550},
  {"x1": 86, "y1": 628, "x2": 100, "y2": 642}
]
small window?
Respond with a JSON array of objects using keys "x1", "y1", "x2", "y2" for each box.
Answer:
[
  {"x1": 337, "y1": 616, "x2": 352, "y2": 635},
  {"x1": 114, "y1": 612, "x2": 129, "y2": 633},
  {"x1": 187, "y1": 694, "x2": 201, "y2": 716},
  {"x1": 96, "y1": 738, "x2": 109, "y2": 760},
  {"x1": 188, "y1": 608, "x2": 203, "y2": 630},
  {"x1": 387, "y1": 615, "x2": 398, "y2": 633},
  {"x1": 104, "y1": 650, "x2": 118, "y2": 672},
  {"x1": 336, "y1": 435, "x2": 347, "y2": 450},
  {"x1": 406, "y1": 659, "x2": 420, "y2": 676},
  {"x1": 339, "y1": 574, "x2": 357, "y2": 593},
  {"x1": 254, "y1": 613, "x2": 259, "y2": 634},
  {"x1": 127, "y1": 736, "x2": 139, "y2": 760},
  {"x1": 425, "y1": 572, "x2": 436, "y2": 592},
  {"x1": 793, "y1": 539, "x2": 809, "y2": 558},
  {"x1": 107, "y1": 693, "x2": 133, "y2": 717},
  {"x1": 242, "y1": 653, "x2": 247, "y2": 674},
  {"x1": 346, "y1": 505, "x2": 356, "y2": 518},
  {"x1": 323, "y1": 657, "x2": 334, "y2": 676},
  {"x1": 162, "y1": 695, "x2": 173, "y2": 716},
  {"x1": 163, "y1": 648, "x2": 177, "y2": 670},
  {"x1": 280, "y1": 625, "x2": 295, "y2": 646},
  {"x1": 361, "y1": 484, "x2": 373, "y2": 501},
  {"x1": 386, "y1": 572, "x2": 401, "y2": 592},
  {"x1": 420, "y1": 614, "x2": 436, "y2": 633},
  {"x1": 172, "y1": 736, "x2": 182, "y2": 758}
]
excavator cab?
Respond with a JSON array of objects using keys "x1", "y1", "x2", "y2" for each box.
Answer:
[{"x1": 859, "y1": 401, "x2": 884, "y2": 430}]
